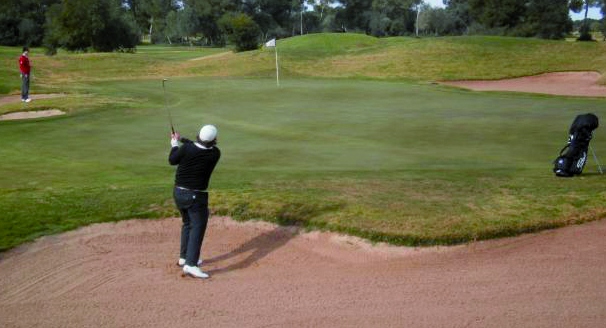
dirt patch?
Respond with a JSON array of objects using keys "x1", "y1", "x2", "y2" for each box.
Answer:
[
  {"x1": 1, "y1": 216, "x2": 605, "y2": 327},
  {"x1": 0, "y1": 93, "x2": 67, "y2": 106},
  {"x1": 440, "y1": 71, "x2": 606, "y2": 97},
  {"x1": 189, "y1": 51, "x2": 232, "y2": 61},
  {"x1": 0, "y1": 109, "x2": 65, "y2": 121}
]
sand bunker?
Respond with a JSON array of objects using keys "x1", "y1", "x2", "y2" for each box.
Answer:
[
  {"x1": 0, "y1": 94, "x2": 68, "y2": 120},
  {"x1": 0, "y1": 109, "x2": 65, "y2": 120},
  {"x1": 441, "y1": 71, "x2": 606, "y2": 97},
  {"x1": 1, "y1": 216, "x2": 605, "y2": 327}
]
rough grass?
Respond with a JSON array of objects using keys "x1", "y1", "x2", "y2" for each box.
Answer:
[{"x1": 176, "y1": 34, "x2": 606, "y2": 82}]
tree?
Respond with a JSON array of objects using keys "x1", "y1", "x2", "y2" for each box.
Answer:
[
  {"x1": 306, "y1": 0, "x2": 337, "y2": 21},
  {"x1": 45, "y1": 0, "x2": 139, "y2": 52},
  {"x1": 569, "y1": 0, "x2": 603, "y2": 20},
  {"x1": 441, "y1": 0, "x2": 578, "y2": 38},
  {"x1": 369, "y1": 0, "x2": 418, "y2": 36},
  {"x1": 123, "y1": 0, "x2": 178, "y2": 43},
  {"x1": 184, "y1": 0, "x2": 239, "y2": 46},
  {"x1": 240, "y1": 0, "x2": 296, "y2": 39},
  {"x1": 442, "y1": 0, "x2": 472, "y2": 34},
  {"x1": 306, "y1": 0, "x2": 339, "y2": 32},
  {"x1": 221, "y1": 13, "x2": 261, "y2": 51},
  {"x1": 164, "y1": 5, "x2": 200, "y2": 44},
  {"x1": 335, "y1": 0, "x2": 373, "y2": 32},
  {"x1": 467, "y1": 0, "x2": 527, "y2": 30},
  {"x1": 569, "y1": 0, "x2": 604, "y2": 40},
  {"x1": 0, "y1": 13, "x2": 21, "y2": 46},
  {"x1": 419, "y1": 4, "x2": 451, "y2": 35},
  {"x1": 301, "y1": 10, "x2": 323, "y2": 33},
  {"x1": 413, "y1": 0, "x2": 424, "y2": 36},
  {"x1": 524, "y1": 0, "x2": 572, "y2": 39},
  {"x1": 0, "y1": 0, "x2": 60, "y2": 46}
]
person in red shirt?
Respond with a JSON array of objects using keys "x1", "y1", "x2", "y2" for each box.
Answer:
[{"x1": 19, "y1": 47, "x2": 31, "y2": 103}]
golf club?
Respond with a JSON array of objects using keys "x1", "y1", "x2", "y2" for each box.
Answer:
[
  {"x1": 162, "y1": 78, "x2": 175, "y2": 134},
  {"x1": 589, "y1": 145, "x2": 604, "y2": 174},
  {"x1": 163, "y1": 78, "x2": 194, "y2": 144}
]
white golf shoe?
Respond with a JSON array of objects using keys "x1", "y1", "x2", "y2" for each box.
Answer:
[
  {"x1": 177, "y1": 258, "x2": 203, "y2": 266},
  {"x1": 182, "y1": 265, "x2": 209, "y2": 279}
]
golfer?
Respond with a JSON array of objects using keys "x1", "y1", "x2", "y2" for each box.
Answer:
[
  {"x1": 18, "y1": 47, "x2": 31, "y2": 103},
  {"x1": 169, "y1": 125, "x2": 221, "y2": 279}
]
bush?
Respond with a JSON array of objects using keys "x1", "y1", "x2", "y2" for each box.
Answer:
[
  {"x1": 222, "y1": 13, "x2": 261, "y2": 52},
  {"x1": 0, "y1": 14, "x2": 20, "y2": 46},
  {"x1": 91, "y1": 11, "x2": 139, "y2": 52}
]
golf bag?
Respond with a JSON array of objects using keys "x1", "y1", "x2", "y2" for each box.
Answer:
[{"x1": 553, "y1": 113, "x2": 599, "y2": 177}]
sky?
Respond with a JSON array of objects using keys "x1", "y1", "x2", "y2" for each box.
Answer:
[{"x1": 423, "y1": 0, "x2": 602, "y2": 21}]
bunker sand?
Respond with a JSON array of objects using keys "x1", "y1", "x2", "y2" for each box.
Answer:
[
  {"x1": 0, "y1": 94, "x2": 67, "y2": 120},
  {"x1": 0, "y1": 217, "x2": 605, "y2": 327},
  {"x1": 441, "y1": 71, "x2": 606, "y2": 97},
  {"x1": 0, "y1": 109, "x2": 65, "y2": 120}
]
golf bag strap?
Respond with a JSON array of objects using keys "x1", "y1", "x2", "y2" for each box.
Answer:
[{"x1": 559, "y1": 144, "x2": 570, "y2": 156}]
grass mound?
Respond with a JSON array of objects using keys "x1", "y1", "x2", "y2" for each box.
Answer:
[{"x1": 178, "y1": 34, "x2": 606, "y2": 81}]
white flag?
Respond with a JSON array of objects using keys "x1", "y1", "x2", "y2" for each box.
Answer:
[{"x1": 265, "y1": 38, "x2": 276, "y2": 47}]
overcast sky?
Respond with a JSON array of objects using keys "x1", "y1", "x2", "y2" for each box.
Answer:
[{"x1": 423, "y1": 0, "x2": 602, "y2": 20}]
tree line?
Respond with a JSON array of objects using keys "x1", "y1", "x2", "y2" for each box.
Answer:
[{"x1": 1, "y1": 0, "x2": 605, "y2": 53}]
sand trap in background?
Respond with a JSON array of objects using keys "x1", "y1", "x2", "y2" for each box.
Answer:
[
  {"x1": 0, "y1": 109, "x2": 65, "y2": 120},
  {"x1": 441, "y1": 71, "x2": 606, "y2": 97},
  {"x1": 0, "y1": 94, "x2": 67, "y2": 120}
]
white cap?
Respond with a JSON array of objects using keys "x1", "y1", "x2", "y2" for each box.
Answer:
[{"x1": 198, "y1": 124, "x2": 217, "y2": 142}]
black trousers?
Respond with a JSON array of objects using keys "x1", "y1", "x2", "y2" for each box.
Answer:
[{"x1": 173, "y1": 187, "x2": 209, "y2": 267}]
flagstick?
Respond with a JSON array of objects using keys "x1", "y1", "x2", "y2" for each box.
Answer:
[{"x1": 275, "y1": 45, "x2": 280, "y2": 87}]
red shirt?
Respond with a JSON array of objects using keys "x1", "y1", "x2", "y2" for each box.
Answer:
[{"x1": 19, "y1": 54, "x2": 30, "y2": 74}]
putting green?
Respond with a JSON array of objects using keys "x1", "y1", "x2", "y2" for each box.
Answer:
[{"x1": 1, "y1": 77, "x2": 605, "y2": 250}]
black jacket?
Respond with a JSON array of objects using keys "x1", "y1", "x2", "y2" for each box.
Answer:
[{"x1": 169, "y1": 142, "x2": 220, "y2": 191}]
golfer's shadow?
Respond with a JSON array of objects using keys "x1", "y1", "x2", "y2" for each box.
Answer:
[{"x1": 205, "y1": 226, "x2": 296, "y2": 275}]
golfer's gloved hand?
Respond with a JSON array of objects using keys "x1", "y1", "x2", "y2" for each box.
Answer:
[{"x1": 171, "y1": 132, "x2": 180, "y2": 147}]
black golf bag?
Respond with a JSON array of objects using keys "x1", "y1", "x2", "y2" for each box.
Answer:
[{"x1": 553, "y1": 113, "x2": 599, "y2": 177}]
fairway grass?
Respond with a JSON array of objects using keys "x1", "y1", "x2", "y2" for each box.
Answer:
[{"x1": 1, "y1": 35, "x2": 606, "y2": 251}]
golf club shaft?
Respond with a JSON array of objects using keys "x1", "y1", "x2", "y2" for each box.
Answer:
[
  {"x1": 162, "y1": 79, "x2": 192, "y2": 144},
  {"x1": 162, "y1": 79, "x2": 175, "y2": 134}
]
